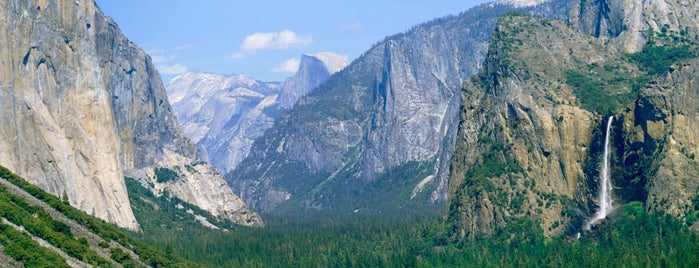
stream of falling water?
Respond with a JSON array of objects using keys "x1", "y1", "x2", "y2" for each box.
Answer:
[{"x1": 584, "y1": 116, "x2": 614, "y2": 231}]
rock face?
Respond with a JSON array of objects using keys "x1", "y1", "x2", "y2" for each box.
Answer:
[
  {"x1": 448, "y1": 14, "x2": 644, "y2": 238},
  {"x1": 167, "y1": 72, "x2": 282, "y2": 174},
  {"x1": 571, "y1": 0, "x2": 699, "y2": 53},
  {"x1": 279, "y1": 53, "x2": 349, "y2": 109},
  {"x1": 167, "y1": 52, "x2": 347, "y2": 174},
  {"x1": 623, "y1": 59, "x2": 699, "y2": 222},
  {"x1": 0, "y1": 0, "x2": 261, "y2": 229},
  {"x1": 227, "y1": 0, "x2": 575, "y2": 213},
  {"x1": 448, "y1": 0, "x2": 699, "y2": 239}
]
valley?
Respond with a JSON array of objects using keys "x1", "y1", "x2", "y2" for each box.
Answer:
[{"x1": 0, "y1": 0, "x2": 698, "y2": 266}]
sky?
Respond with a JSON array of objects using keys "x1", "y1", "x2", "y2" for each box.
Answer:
[{"x1": 97, "y1": 1, "x2": 493, "y2": 84}]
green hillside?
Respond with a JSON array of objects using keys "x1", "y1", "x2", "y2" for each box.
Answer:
[{"x1": 0, "y1": 166, "x2": 199, "y2": 267}]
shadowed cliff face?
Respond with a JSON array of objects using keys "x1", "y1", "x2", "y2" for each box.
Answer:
[
  {"x1": 0, "y1": 0, "x2": 261, "y2": 229},
  {"x1": 448, "y1": 0, "x2": 699, "y2": 239},
  {"x1": 622, "y1": 59, "x2": 699, "y2": 225}
]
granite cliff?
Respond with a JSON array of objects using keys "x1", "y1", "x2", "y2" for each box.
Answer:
[
  {"x1": 227, "y1": 0, "x2": 576, "y2": 213},
  {"x1": 0, "y1": 0, "x2": 261, "y2": 229},
  {"x1": 448, "y1": 0, "x2": 699, "y2": 239}
]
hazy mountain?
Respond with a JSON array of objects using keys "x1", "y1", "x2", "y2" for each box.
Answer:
[{"x1": 167, "y1": 53, "x2": 348, "y2": 174}]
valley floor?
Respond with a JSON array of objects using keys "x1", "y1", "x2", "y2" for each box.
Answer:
[{"x1": 128, "y1": 183, "x2": 699, "y2": 268}]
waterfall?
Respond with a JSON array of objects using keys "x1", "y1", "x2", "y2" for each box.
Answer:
[{"x1": 585, "y1": 116, "x2": 614, "y2": 230}]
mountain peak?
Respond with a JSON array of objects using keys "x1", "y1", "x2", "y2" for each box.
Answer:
[
  {"x1": 303, "y1": 52, "x2": 349, "y2": 74},
  {"x1": 279, "y1": 52, "x2": 347, "y2": 109}
]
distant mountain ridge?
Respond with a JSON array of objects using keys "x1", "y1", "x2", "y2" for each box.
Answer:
[
  {"x1": 167, "y1": 52, "x2": 348, "y2": 174},
  {"x1": 226, "y1": 0, "x2": 576, "y2": 213}
]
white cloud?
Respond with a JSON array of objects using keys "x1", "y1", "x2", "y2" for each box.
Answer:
[
  {"x1": 157, "y1": 63, "x2": 189, "y2": 75},
  {"x1": 338, "y1": 22, "x2": 362, "y2": 31},
  {"x1": 271, "y1": 58, "x2": 300, "y2": 73},
  {"x1": 233, "y1": 30, "x2": 312, "y2": 58}
]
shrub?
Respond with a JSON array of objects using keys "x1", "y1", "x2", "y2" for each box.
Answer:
[{"x1": 154, "y1": 167, "x2": 180, "y2": 183}]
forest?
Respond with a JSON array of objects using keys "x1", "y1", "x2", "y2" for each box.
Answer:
[{"x1": 125, "y1": 177, "x2": 699, "y2": 267}]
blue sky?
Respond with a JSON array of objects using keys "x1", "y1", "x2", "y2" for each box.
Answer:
[{"x1": 97, "y1": 1, "x2": 492, "y2": 83}]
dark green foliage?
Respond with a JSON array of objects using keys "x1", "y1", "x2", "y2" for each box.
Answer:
[
  {"x1": 566, "y1": 71, "x2": 619, "y2": 115},
  {"x1": 125, "y1": 177, "x2": 231, "y2": 231},
  {"x1": 464, "y1": 136, "x2": 522, "y2": 192},
  {"x1": 0, "y1": 184, "x2": 112, "y2": 267},
  {"x1": 629, "y1": 42, "x2": 696, "y2": 75},
  {"x1": 687, "y1": 189, "x2": 699, "y2": 225},
  {"x1": 561, "y1": 28, "x2": 696, "y2": 116},
  {"x1": 427, "y1": 202, "x2": 699, "y2": 267},
  {"x1": 0, "y1": 223, "x2": 70, "y2": 267},
  {"x1": 128, "y1": 169, "x2": 440, "y2": 266},
  {"x1": 0, "y1": 166, "x2": 197, "y2": 267},
  {"x1": 299, "y1": 159, "x2": 439, "y2": 214},
  {"x1": 154, "y1": 167, "x2": 179, "y2": 183},
  {"x1": 564, "y1": 70, "x2": 640, "y2": 115},
  {"x1": 128, "y1": 172, "x2": 699, "y2": 268},
  {"x1": 110, "y1": 248, "x2": 139, "y2": 268}
]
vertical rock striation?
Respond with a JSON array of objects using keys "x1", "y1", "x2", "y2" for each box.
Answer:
[
  {"x1": 571, "y1": 0, "x2": 699, "y2": 53},
  {"x1": 448, "y1": 14, "x2": 643, "y2": 238},
  {"x1": 448, "y1": 0, "x2": 699, "y2": 239},
  {"x1": 227, "y1": 0, "x2": 576, "y2": 213},
  {"x1": 0, "y1": 0, "x2": 261, "y2": 229}
]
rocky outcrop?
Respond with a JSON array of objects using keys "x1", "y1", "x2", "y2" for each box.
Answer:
[
  {"x1": 571, "y1": 0, "x2": 699, "y2": 53},
  {"x1": 448, "y1": 14, "x2": 646, "y2": 238},
  {"x1": 227, "y1": 0, "x2": 576, "y2": 213},
  {"x1": 167, "y1": 53, "x2": 347, "y2": 174},
  {"x1": 448, "y1": 0, "x2": 699, "y2": 239},
  {"x1": 622, "y1": 59, "x2": 699, "y2": 222},
  {"x1": 0, "y1": 0, "x2": 260, "y2": 229},
  {"x1": 279, "y1": 53, "x2": 348, "y2": 109}
]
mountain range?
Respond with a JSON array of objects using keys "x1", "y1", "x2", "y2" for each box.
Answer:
[
  {"x1": 1, "y1": 1, "x2": 698, "y2": 263},
  {"x1": 166, "y1": 53, "x2": 349, "y2": 175},
  {"x1": 222, "y1": 0, "x2": 576, "y2": 213}
]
